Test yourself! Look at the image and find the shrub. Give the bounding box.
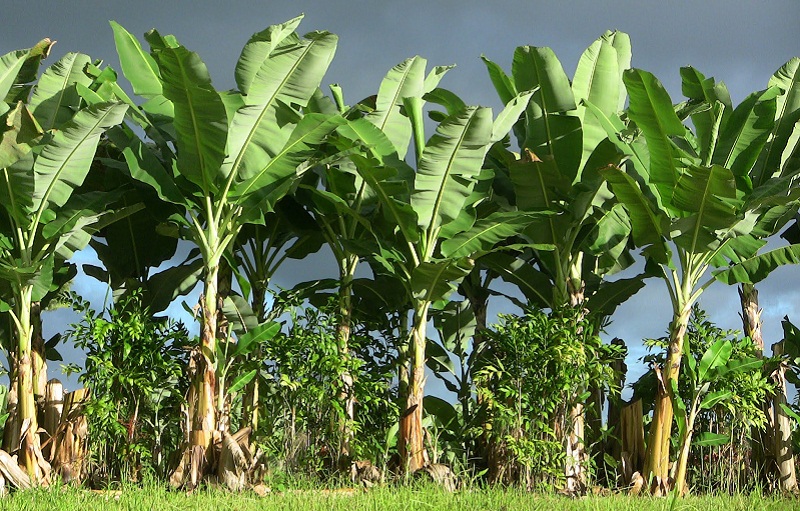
[64,291,189,483]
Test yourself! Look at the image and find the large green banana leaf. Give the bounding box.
[715,244,800,285]
[512,46,582,183]
[152,45,227,194]
[410,259,473,303]
[754,58,800,184]
[225,21,338,181]
[0,49,33,111]
[480,251,553,309]
[29,52,94,131]
[680,66,732,163]
[234,113,346,214]
[712,86,778,183]
[110,20,163,99]
[482,32,640,312]
[623,68,691,208]
[440,211,545,259]
[584,275,646,317]
[600,166,666,248]
[32,102,128,214]
[412,106,493,232]
[366,56,427,159]
[573,31,629,169]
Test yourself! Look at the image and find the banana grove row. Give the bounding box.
[0,14,798,496]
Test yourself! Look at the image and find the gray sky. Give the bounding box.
[5,1,800,391]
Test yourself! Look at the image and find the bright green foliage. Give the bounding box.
[0,46,129,313]
[258,300,398,472]
[103,17,343,267]
[339,56,533,307]
[95,18,345,459]
[595,66,800,287]
[477,306,624,487]
[592,64,800,344]
[595,65,800,488]
[335,58,532,468]
[711,58,800,287]
[635,306,771,492]
[65,292,189,482]
[0,16,795,498]
[0,40,133,478]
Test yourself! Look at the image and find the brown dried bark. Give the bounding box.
[619,399,645,484]
[49,388,90,484]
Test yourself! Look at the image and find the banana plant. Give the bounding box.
[340,61,533,470]
[686,59,800,346]
[481,31,642,317]
[227,198,323,432]
[0,42,130,480]
[590,66,800,493]
[99,16,343,486]
[288,58,456,453]
[686,59,800,489]
[711,58,800,352]
[217,296,280,433]
[480,31,642,492]
[425,299,480,463]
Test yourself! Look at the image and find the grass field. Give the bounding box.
[2,485,797,511]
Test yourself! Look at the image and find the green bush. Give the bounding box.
[257,299,398,476]
[477,306,622,488]
[65,291,189,483]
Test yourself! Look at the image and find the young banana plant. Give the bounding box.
[480,31,642,492]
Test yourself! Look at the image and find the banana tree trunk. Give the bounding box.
[673,407,697,496]
[468,292,487,465]
[31,302,47,405]
[242,379,259,432]
[565,276,587,494]
[738,283,773,483]
[771,340,797,492]
[461,273,493,474]
[189,264,219,480]
[565,401,586,492]
[644,304,692,493]
[15,285,44,481]
[337,260,357,457]
[243,277,267,435]
[398,312,410,407]
[739,284,764,352]
[607,338,627,470]
[215,262,232,435]
[399,300,430,473]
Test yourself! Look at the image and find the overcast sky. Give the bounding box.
[4,1,800,391]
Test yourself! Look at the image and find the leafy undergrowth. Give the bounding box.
[2,484,797,511]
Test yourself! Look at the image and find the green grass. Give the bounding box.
[2,485,797,511]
